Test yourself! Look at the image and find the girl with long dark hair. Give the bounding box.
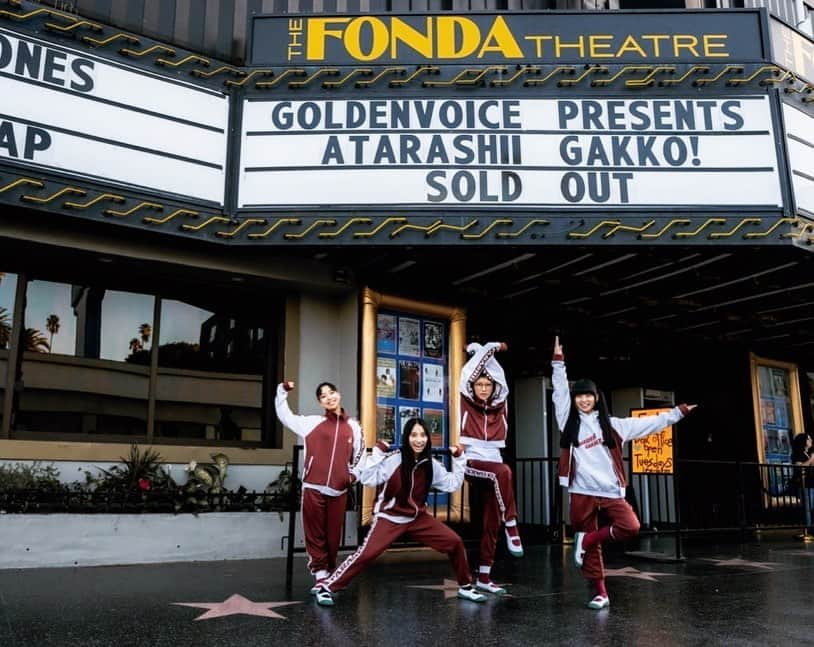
[315,417,486,606]
[552,336,697,610]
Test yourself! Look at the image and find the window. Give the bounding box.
[15,281,153,438]
[0,271,18,430]
[154,298,268,443]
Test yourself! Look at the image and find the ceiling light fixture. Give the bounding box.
[694,281,814,312]
[572,253,637,277]
[600,254,731,297]
[672,262,798,299]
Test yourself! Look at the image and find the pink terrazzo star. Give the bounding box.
[173,594,301,620]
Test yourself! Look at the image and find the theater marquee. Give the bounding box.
[238,96,783,210]
[0,26,229,206]
[249,11,767,66]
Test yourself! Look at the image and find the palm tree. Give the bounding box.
[0,307,10,349]
[45,314,60,353]
[138,323,152,348]
[24,328,50,353]
[128,337,142,354]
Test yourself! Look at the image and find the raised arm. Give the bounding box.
[612,404,697,443]
[359,442,398,487]
[551,336,571,432]
[274,382,322,438]
[430,446,466,493]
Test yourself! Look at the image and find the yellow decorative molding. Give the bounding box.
[224,69,274,87]
[390,66,440,86]
[120,44,176,58]
[728,65,786,85]
[492,65,541,87]
[639,219,693,238]
[179,215,232,231]
[21,186,85,204]
[215,217,268,238]
[81,32,139,47]
[0,177,43,193]
[707,217,762,238]
[568,219,622,238]
[672,217,728,237]
[103,201,163,218]
[626,66,676,88]
[659,65,710,85]
[156,54,210,68]
[589,65,674,87]
[425,218,479,235]
[191,65,247,79]
[289,68,341,88]
[318,217,374,238]
[247,217,301,239]
[255,69,306,88]
[603,219,656,238]
[355,67,407,87]
[64,193,125,209]
[785,221,814,239]
[143,208,199,225]
[283,218,337,239]
[323,68,373,88]
[524,66,577,86]
[423,66,508,87]
[558,65,609,86]
[390,219,443,238]
[0,3,75,22]
[353,217,409,238]
[461,218,515,239]
[495,219,550,238]
[693,64,744,86]
[44,18,101,33]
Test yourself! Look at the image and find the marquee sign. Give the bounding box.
[237,96,783,210]
[249,11,767,66]
[0,26,229,206]
[783,102,814,217]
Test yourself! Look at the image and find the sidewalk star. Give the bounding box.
[604,566,677,582]
[173,594,301,620]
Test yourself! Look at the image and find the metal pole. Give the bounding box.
[673,440,682,560]
[285,444,301,594]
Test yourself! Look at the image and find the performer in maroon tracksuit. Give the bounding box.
[315,417,486,606]
[459,342,523,596]
[275,381,365,593]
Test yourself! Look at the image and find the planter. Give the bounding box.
[0,511,357,569]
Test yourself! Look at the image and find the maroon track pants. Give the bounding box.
[302,488,348,575]
[465,460,518,566]
[569,493,641,580]
[324,513,473,592]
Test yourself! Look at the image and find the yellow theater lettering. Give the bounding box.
[616,35,647,57]
[344,17,390,61]
[524,32,730,60]
[436,17,481,59]
[305,17,352,61]
[390,17,433,59]
[475,16,522,58]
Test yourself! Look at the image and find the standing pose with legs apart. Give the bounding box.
[551,336,697,609]
[459,342,522,596]
[275,381,365,595]
[316,418,486,606]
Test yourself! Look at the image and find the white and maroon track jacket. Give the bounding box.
[459,342,509,462]
[275,383,365,497]
[551,355,689,498]
[362,442,465,524]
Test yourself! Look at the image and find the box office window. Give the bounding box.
[15,280,152,438]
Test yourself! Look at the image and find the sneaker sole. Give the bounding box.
[457,593,487,603]
[316,598,334,607]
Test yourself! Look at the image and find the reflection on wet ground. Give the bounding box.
[0,535,811,646]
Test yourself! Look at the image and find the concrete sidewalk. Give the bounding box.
[0,534,810,646]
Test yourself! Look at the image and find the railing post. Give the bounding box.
[285,444,301,594]
[735,459,746,543]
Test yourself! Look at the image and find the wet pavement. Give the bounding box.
[0,534,811,646]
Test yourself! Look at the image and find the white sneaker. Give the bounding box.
[505,529,524,558]
[456,585,487,603]
[587,594,609,610]
[310,579,327,595]
[315,587,334,606]
[574,531,586,568]
[476,580,507,595]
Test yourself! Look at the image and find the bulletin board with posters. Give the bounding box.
[630,408,674,475]
[750,354,804,498]
[375,310,448,450]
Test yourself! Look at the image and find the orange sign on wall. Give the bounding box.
[631,408,674,475]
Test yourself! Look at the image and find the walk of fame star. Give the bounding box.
[604,566,677,582]
[406,578,461,599]
[173,594,301,620]
[701,557,778,570]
